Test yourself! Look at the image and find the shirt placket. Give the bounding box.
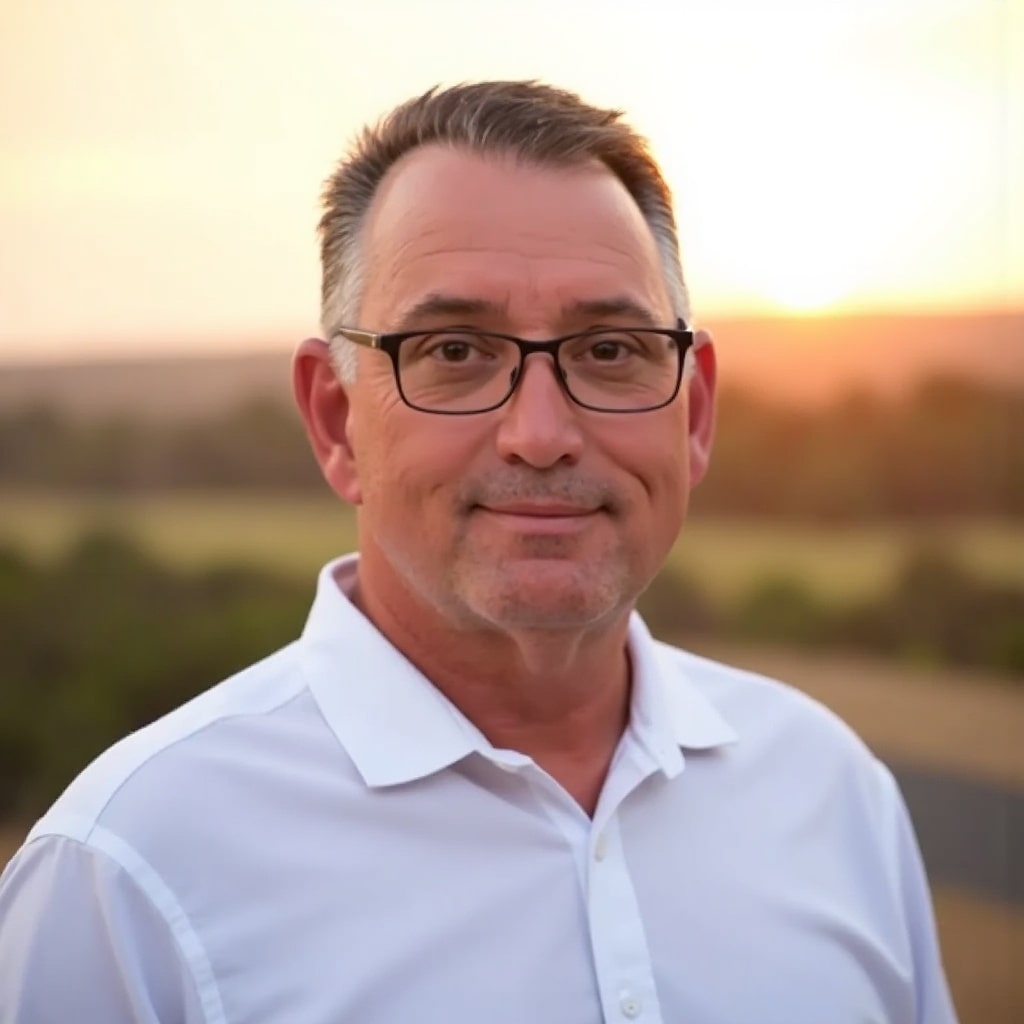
[585,739,667,1024]
[504,730,673,1024]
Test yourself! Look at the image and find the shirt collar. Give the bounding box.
[300,555,737,788]
[300,555,494,788]
[625,614,739,778]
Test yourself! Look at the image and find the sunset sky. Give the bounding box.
[1,0,1021,361]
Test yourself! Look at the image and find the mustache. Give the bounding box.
[458,472,623,512]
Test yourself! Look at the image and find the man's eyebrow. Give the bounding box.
[565,297,661,327]
[392,294,507,331]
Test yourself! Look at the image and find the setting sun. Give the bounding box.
[649,0,1019,319]
[762,270,855,316]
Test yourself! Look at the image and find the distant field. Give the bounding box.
[0,491,359,581]
[2,490,1021,606]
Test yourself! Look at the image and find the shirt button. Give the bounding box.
[619,992,642,1018]
[594,834,608,861]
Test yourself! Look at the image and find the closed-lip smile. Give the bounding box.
[480,502,598,517]
[475,503,603,534]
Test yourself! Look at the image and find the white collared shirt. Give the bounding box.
[0,555,957,1023]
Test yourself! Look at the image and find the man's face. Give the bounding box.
[322,146,713,634]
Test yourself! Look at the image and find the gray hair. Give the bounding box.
[319,81,691,382]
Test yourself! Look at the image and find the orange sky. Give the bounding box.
[1,0,1021,361]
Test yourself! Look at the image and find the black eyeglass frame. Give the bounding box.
[330,319,695,415]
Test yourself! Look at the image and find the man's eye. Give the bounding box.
[436,341,473,362]
[418,334,499,363]
[589,340,631,361]
[576,333,643,362]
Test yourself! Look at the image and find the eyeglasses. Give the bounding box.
[330,322,694,415]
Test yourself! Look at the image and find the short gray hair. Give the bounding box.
[319,81,691,381]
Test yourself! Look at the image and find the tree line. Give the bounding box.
[1,376,1020,519]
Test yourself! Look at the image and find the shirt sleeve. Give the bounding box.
[0,834,208,1024]
[882,766,960,1024]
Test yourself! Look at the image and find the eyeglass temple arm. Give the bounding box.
[332,328,380,349]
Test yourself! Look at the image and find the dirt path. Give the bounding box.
[934,886,1023,1023]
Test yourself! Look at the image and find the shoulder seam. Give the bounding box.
[90,683,310,840]
[37,653,309,843]
[22,830,227,1024]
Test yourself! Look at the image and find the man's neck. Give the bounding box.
[349,569,633,816]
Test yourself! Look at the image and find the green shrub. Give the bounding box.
[730,576,834,647]
[841,548,1024,674]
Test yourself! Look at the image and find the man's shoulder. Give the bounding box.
[654,640,880,769]
[28,640,312,850]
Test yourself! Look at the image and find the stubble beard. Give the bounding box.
[442,523,642,633]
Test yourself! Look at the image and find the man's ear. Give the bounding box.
[292,337,363,505]
[686,329,717,487]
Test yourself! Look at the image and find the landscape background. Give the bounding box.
[2,310,1021,1020]
[2,0,1022,1019]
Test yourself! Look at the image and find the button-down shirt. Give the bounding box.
[0,555,957,1023]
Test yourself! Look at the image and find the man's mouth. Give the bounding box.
[480,502,599,517]
[474,502,604,535]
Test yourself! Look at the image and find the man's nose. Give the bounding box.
[494,354,584,468]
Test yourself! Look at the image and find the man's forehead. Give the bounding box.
[363,144,651,248]
[356,144,670,326]
[389,293,662,332]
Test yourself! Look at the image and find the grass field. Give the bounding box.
[2,490,1021,607]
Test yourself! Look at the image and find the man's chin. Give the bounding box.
[462,563,627,632]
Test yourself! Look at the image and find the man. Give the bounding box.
[0,81,956,1022]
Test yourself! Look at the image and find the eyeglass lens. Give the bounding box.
[395,330,682,412]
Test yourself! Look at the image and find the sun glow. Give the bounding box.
[651,0,1018,318]
[0,0,1019,358]
[761,269,854,316]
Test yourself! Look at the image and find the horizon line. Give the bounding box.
[2,306,1022,370]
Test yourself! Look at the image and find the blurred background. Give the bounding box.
[1,0,1021,1018]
